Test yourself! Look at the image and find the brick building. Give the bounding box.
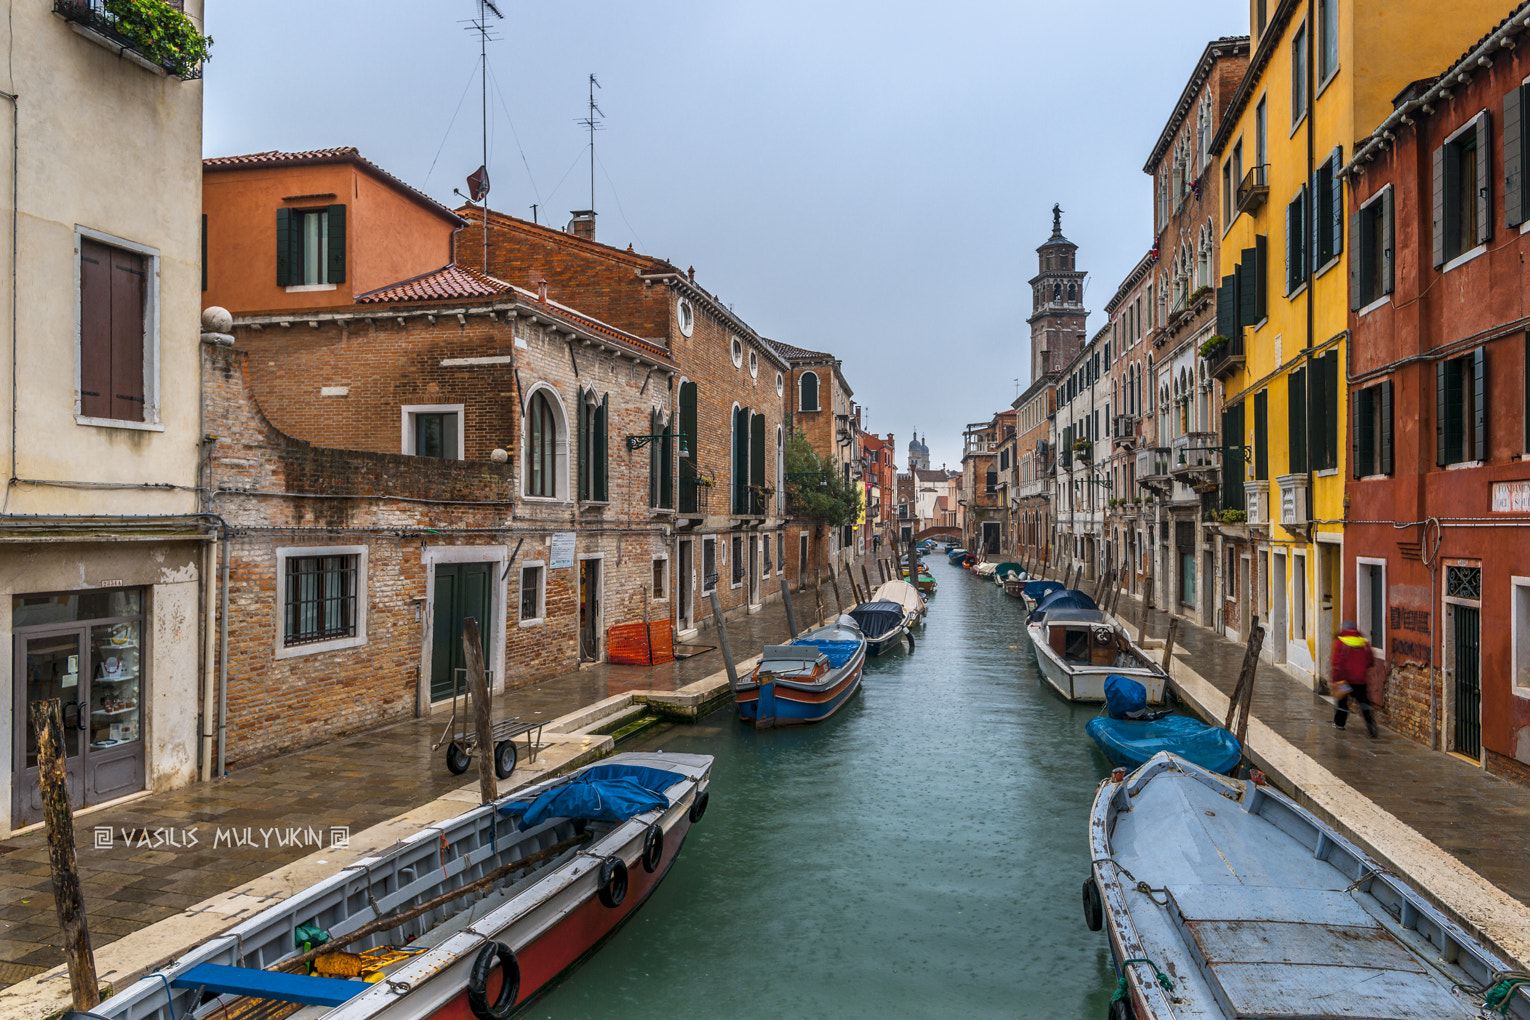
[1102,252,1158,601]
[961,412,1012,556]
[1013,377,1055,562]
[1344,4,1530,780]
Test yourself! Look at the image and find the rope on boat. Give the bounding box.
[1114,957,1175,1004]
[1483,977,1530,1014]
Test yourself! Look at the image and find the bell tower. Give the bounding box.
[1027,205,1088,383]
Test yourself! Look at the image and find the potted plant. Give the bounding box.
[1219,509,1248,524]
[1199,334,1229,360]
[696,476,715,488]
[1190,284,1213,305]
[97,0,213,78]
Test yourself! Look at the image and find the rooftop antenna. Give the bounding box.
[462,0,502,272]
[577,73,603,221]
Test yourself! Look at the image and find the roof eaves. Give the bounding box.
[1143,37,1250,173]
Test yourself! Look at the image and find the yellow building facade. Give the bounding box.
[1211,0,1505,685]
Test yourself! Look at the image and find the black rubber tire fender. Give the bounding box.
[466,940,520,1020]
[445,742,471,776]
[1083,877,1104,932]
[1108,995,1133,1020]
[641,822,664,873]
[493,740,517,780]
[597,856,629,908]
[689,788,709,824]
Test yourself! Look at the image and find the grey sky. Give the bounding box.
[204,1,1243,470]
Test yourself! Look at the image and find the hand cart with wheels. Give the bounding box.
[431,668,544,780]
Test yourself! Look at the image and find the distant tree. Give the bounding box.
[784,430,862,529]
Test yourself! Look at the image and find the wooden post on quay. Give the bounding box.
[1138,580,1154,645]
[780,576,799,639]
[848,568,864,607]
[708,590,740,692]
[461,618,498,805]
[1224,618,1266,747]
[862,562,875,601]
[1160,616,1180,675]
[31,699,99,1011]
[828,570,842,617]
[813,573,825,625]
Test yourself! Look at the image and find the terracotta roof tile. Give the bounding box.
[203,147,466,226]
[357,264,510,303]
[765,338,834,362]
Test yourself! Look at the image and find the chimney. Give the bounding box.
[566,210,595,241]
[537,279,548,302]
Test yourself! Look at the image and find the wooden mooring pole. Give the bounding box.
[462,618,498,805]
[31,699,99,1011]
[1225,617,1266,747]
[1160,616,1180,675]
[780,576,799,639]
[708,590,740,692]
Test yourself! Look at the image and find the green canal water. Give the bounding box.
[535,559,1118,1019]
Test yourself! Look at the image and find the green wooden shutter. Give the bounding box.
[1443,358,1465,464]
[275,208,293,286]
[750,412,766,514]
[1285,199,1297,294]
[1436,361,1449,466]
[1238,249,1256,328]
[648,409,659,507]
[1379,380,1393,475]
[1330,147,1344,259]
[679,381,697,514]
[327,204,347,284]
[1432,145,1447,267]
[1382,188,1395,295]
[577,387,589,501]
[1221,403,1245,510]
[660,423,674,510]
[201,213,207,292]
[1349,208,1364,310]
[1288,367,1308,474]
[594,393,609,502]
[1475,113,1493,246]
[1324,353,1339,470]
[1254,390,1268,480]
[1253,233,1267,320]
[1472,347,1487,462]
[1506,85,1525,227]
[1216,276,1235,339]
[1352,385,1373,478]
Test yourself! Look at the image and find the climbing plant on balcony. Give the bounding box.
[103,0,212,78]
[784,430,862,529]
[1199,334,1229,360]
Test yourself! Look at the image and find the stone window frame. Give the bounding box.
[1512,575,1530,698]
[518,560,546,627]
[677,296,695,337]
[650,554,669,602]
[521,382,571,502]
[400,404,465,460]
[1356,557,1388,656]
[74,225,163,432]
[273,545,368,660]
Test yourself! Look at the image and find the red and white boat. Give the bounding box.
[88,752,712,1020]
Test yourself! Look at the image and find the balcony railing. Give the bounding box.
[1136,447,1171,482]
[54,0,206,80]
[1235,164,1269,215]
[1171,432,1220,476]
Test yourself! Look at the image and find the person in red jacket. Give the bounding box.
[1331,621,1378,737]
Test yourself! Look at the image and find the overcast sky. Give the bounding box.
[204,1,1245,470]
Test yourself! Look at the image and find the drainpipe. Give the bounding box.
[216,526,230,778]
[1302,8,1318,676]
[1,89,15,508]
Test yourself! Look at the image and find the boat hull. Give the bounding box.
[863,623,908,656]
[734,655,865,725]
[1028,621,1166,703]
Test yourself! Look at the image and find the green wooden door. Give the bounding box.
[430,562,493,702]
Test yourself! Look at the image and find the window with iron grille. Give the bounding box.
[732,536,744,586]
[284,554,358,646]
[1447,565,1481,601]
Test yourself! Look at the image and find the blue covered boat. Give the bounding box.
[1020,577,1065,609]
[1087,753,1530,1020]
[735,618,867,729]
[847,599,912,656]
[1086,715,1242,774]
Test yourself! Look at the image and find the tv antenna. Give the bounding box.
[577,73,603,220]
[461,0,502,270]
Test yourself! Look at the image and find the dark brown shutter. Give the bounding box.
[1472,347,1487,462]
[1289,367,1308,473]
[275,208,293,286]
[79,240,111,419]
[109,247,146,422]
[1475,112,1493,246]
[1349,208,1364,310]
[1432,145,1446,268]
[1506,85,1525,227]
[1436,360,1448,466]
[327,204,347,284]
[1382,188,1395,295]
[1379,379,1393,475]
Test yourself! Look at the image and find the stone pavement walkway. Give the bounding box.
[0,577,848,986]
[1125,595,1530,911]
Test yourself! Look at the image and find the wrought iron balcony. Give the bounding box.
[1235,164,1269,215]
[54,0,206,80]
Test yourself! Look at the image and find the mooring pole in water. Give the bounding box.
[708,590,740,693]
[1160,616,1180,675]
[862,562,874,602]
[1224,617,1265,747]
[780,576,799,640]
[1138,580,1154,645]
[32,698,99,1012]
[462,617,498,805]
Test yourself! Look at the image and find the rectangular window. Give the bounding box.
[1285,188,1308,293]
[1317,0,1338,84]
[1514,576,1530,695]
[702,537,718,594]
[1352,381,1393,477]
[1288,366,1308,474]
[1313,148,1343,268]
[651,558,667,600]
[1353,188,1394,308]
[1293,553,1307,640]
[1222,157,1234,228]
[1506,84,1530,229]
[762,534,772,577]
[1255,96,1267,169]
[1358,560,1387,655]
[800,532,810,576]
[730,537,743,585]
[402,405,463,460]
[1436,348,1487,466]
[78,236,151,424]
[275,205,346,287]
[1435,114,1492,266]
[276,546,367,657]
[1253,389,1269,480]
[519,564,545,622]
[1312,351,1339,471]
[1291,22,1308,125]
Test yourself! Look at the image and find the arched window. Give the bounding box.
[732,405,750,515]
[1067,282,1077,302]
[776,426,785,507]
[1053,282,1062,301]
[800,371,820,412]
[525,387,566,498]
[576,388,609,502]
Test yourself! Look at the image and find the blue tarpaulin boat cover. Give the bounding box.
[792,639,860,668]
[499,763,681,827]
[1023,579,1065,600]
[1085,715,1242,774]
[1104,675,1148,719]
[1029,588,1098,624]
[848,601,905,639]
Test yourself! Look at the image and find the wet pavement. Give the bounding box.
[1128,595,1530,911]
[0,576,857,985]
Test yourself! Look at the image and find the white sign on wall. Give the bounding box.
[1491,479,1530,513]
[549,532,576,569]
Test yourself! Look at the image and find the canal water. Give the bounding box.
[535,559,1118,1019]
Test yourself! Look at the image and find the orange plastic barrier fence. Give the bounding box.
[606,620,674,665]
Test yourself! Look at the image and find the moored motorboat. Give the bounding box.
[1086,714,1241,774]
[1028,591,1165,703]
[1020,578,1065,609]
[1086,752,1530,1020]
[991,561,1024,588]
[847,599,914,655]
[972,560,997,578]
[735,617,868,728]
[872,578,927,622]
[91,752,713,1020]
